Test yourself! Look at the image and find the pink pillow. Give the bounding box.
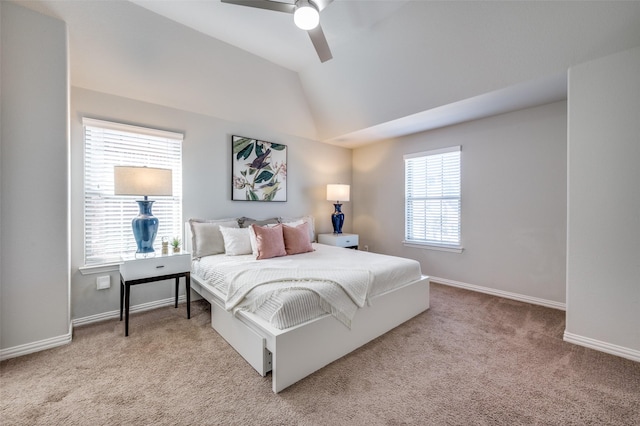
[252,224,287,260]
[283,222,313,255]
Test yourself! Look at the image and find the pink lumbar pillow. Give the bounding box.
[283,222,313,255]
[252,223,287,260]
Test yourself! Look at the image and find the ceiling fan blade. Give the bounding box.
[221,0,295,14]
[307,24,333,63]
[312,0,333,12]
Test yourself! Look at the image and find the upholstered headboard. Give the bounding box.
[184,222,193,254]
[184,215,316,258]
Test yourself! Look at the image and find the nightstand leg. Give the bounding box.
[120,275,124,321]
[186,273,191,319]
[174,277,179,308]
[125,283,131,337]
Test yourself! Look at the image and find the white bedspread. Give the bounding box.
[192,244,422,329]
[223,267,371,327]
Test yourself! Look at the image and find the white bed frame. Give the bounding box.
[185,224,430,393]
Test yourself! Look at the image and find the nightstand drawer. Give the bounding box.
[318,233,359,248]
[120,253,191,281]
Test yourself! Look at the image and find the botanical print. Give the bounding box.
[232,136,287,201]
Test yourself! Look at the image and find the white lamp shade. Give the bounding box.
[294,0,319,30]
[326,184,350,202]
[114,166,173,197]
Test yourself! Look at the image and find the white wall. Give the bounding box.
[352,101,567,306]
[70,87,351,321]
[1,2,70,352]
[565,47,640,359]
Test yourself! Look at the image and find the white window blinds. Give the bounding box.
[83,118,183,265]
[404,146,461,248]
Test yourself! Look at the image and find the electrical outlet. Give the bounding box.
[96,275,110,290]
[363,245,369,252]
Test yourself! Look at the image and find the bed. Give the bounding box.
[185,220,430,393]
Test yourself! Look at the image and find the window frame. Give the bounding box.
[403,145,463,253]
[81,118,184,267]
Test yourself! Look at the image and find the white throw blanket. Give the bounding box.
[219,267,372,328]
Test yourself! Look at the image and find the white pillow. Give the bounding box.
[280,215,315,243]
[189,219,239,258]
[280,219,304,228]
[219,226,252,256]
[248,225,259,256]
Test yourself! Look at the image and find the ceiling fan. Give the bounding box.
[221,0,334,63]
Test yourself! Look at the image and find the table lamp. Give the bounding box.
[326,184,350,234]
[114,166,173,256]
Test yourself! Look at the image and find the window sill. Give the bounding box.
[79,262,122,276]
[403,241,464,253]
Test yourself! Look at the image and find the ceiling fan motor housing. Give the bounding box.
[294,0,320,30]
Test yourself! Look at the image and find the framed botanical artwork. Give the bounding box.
[231,135,287,201]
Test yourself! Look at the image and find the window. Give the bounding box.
[404,146,461,252]
[83,118,183,266]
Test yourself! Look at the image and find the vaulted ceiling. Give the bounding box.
[19,1,640,147]
[131,0,410,73]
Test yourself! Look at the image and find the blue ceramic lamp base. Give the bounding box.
[331,203,344,234]
[132,199,159,256]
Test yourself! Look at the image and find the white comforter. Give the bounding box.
[192,244,422,329]
[224,267,371,327]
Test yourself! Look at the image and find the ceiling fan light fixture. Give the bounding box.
[294,0,320,30]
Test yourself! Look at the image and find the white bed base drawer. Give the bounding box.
[210,297,272,376]
[191,276,272,376]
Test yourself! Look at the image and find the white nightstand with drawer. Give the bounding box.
[119,252,191,336]
[317,233,359,249]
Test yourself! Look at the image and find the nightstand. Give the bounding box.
[119,252,191,336]
[317,233,359,249]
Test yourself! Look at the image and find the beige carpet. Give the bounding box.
[1,283,639,425]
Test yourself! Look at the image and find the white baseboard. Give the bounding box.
[72,295,187,327]
[431,276,566,311]
[0,296,189,361]
[0,323,73,361]
[432,277,639,362]
[563,331,640,362]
